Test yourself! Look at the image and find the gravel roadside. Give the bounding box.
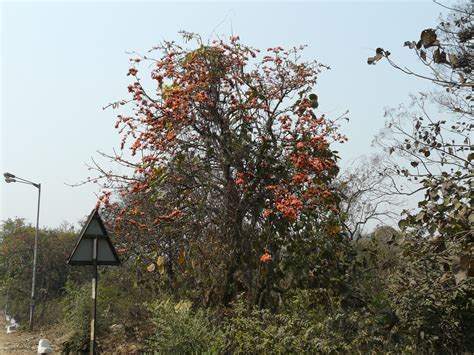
[0,316,58,354]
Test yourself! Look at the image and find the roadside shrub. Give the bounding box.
[36,297,63,327]
[224,296,313,353]
[96,267,153,345]
[224,291,401,353]
[145,298,223,353]
[61,281,90,351]
[61,266,154,352]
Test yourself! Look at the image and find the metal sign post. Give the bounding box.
[67,209,120,355]
[90,234,98,354]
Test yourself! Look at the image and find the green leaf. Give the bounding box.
[415,211,425,222]
[367,48,385,65]
[433,48,448,64]
[420,49,427,61]
[420,28,437,48]
[157,255,166,274]
[448,53,459,68]
[309,94,319,108]
[452,251,472,284]
[174,300,192,313]
[398,219,408,230]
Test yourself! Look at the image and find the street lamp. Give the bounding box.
[3,172,41,331]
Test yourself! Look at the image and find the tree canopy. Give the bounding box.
[93,33,347,306]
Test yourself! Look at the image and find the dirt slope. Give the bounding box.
[0,316,61,354]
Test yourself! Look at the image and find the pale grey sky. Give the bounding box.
[1,1,446,228]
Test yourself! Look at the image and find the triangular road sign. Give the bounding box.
[67,208,120,265]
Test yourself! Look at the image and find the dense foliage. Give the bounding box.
[95,32,346,309]
[0,219,80,326]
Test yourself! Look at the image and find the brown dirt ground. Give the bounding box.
[0,314,145,354]
[0,316,65,354]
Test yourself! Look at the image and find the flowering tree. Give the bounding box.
[97,33,346,305]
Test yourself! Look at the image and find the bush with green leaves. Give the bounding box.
[223,232,474,354]
[0,218,78,325]
[61,281,91,350]
[383,235,474,353]
[351,231,474,353]
[224,292,371,352]
[61,265,154,351]
[146,298,224,353]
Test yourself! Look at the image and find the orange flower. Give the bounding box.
[322,190,331,198]
[158,208,182,221]
[292,173,306,184]
[128,68,138,76]
[166,132,177,141]
[260,251,272,263]
[328,204,338,213]
[236,171,255,185]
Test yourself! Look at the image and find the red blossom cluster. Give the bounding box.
[274,190,304,222]
[98,35,344,227]
[234,171,256,188]
[260,249,273,263]
[155,209,182,223]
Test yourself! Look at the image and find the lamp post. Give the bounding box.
[3,172,41,331]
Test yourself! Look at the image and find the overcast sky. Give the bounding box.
[1,1,447,228]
